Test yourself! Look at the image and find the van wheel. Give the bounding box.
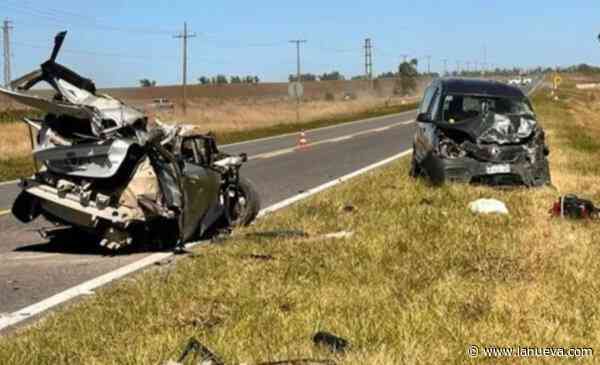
[409,150,422,178]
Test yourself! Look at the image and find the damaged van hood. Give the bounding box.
[435,112,537,145]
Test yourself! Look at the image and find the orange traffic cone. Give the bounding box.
[297,130,308,150]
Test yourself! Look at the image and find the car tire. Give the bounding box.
[409,150,421,178]
[229,176,261,227]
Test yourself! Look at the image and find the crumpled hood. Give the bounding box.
[436,113,537,145]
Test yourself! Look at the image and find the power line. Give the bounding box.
[0,2,175,35]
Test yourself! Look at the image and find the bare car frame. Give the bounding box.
[4,31,260,250]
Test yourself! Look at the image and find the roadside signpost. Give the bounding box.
[288,81,304,99]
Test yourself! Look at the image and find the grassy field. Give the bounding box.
[0,96,416,182]
[2,80,600,364]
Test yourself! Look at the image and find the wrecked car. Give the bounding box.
[410,78,550,186]
[3,31,260,250]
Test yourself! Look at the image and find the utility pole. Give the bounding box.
[173,22,196,114]
[3,19,12,87]
[456,60,461,75]
[442,58,448,76]
[425,55,431,75]
[289,39,306,123]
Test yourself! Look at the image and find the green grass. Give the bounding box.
[3,87,600,364]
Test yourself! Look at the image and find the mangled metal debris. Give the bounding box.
[5,31,260,251]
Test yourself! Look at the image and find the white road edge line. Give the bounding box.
[0,179,18,187]
[0,148,413,332]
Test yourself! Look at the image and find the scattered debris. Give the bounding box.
[241,254,275,261]
[250,230,353,242]
[469,199,509,215]
[165,338,336,365]
[312,331,349,353]
[550,195,599,219]
[419,198,434,206]
[342,203,356,213]
[244,230,309,240]
[319,231,354,240]
[166,338,225,365]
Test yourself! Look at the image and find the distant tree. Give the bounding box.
[396,58,418,95]
[289,73,317,82]
[244,75,259,84]
[139,79,156,87]
[215,74,228,84]
[198,76,210,85]
[230,76,242,84]
[351,75,366,80]
[319,71,345,81]
[254,76,260,83]
[376,72,396,79]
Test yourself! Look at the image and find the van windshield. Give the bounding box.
[441,94,534,124]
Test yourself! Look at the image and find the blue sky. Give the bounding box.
[4,0,600,87]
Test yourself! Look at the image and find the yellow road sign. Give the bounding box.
[553,75,562,89]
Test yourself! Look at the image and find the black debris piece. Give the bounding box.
[312,331,349,353]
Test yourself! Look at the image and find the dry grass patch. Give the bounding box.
[160,96,415,134]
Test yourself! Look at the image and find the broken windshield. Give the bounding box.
[441,94,534,124]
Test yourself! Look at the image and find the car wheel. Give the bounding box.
[228,176,261,227]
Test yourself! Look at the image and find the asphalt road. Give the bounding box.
[0,109,417,316]
[0,77,542,324]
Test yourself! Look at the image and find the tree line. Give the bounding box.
[197,75,260,85]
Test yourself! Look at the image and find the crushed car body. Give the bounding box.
[410,78,551,186]
[3,31,260,250]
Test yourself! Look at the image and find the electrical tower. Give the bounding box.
[364,38,373,81]
[173,22,196,114]
[3,19,12,87]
